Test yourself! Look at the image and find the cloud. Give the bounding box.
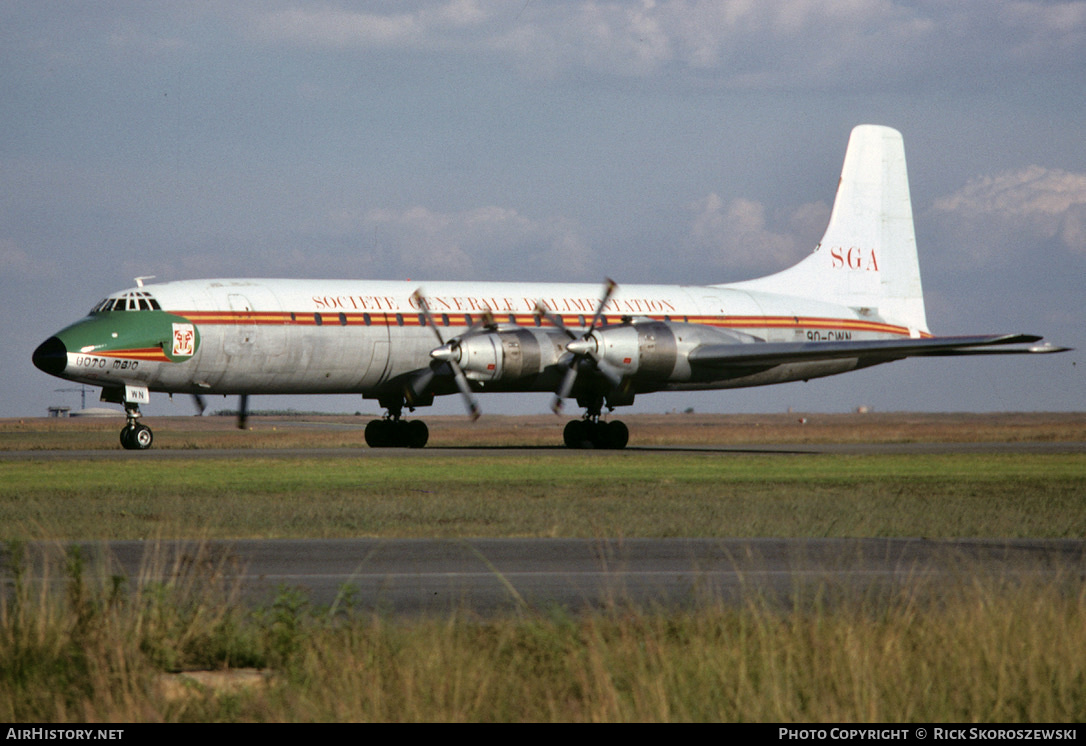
[250,1,490,49]
[0,239,60,282]
[241,1,1086,88]
[929,166,1086,263]
[686,193,829,277]
[327,204,591,282]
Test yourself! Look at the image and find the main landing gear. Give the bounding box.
[561,395,629,449]
[364,400,429,448]
[563,417,629,449]
[120,403,153,450]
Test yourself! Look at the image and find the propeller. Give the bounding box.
[411,289,482,421]
[191,394,206,416]
[535,278,623,414]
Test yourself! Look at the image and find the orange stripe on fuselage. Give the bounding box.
[173,311,930,338]
[94,348,172,362]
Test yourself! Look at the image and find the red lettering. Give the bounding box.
[829,246,879,271]
[847,247,862,269]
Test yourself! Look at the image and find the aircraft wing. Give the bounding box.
[687,334,1070,369]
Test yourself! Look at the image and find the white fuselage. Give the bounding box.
[66,277,911,400]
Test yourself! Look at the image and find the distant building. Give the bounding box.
[70,408,125,418]
[47,406,71,417]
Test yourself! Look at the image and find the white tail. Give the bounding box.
[729,125,930,334]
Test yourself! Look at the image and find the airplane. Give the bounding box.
[32,125,1069,450]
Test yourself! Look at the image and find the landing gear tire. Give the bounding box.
[120,423,153,450]
[365,419,429,448]
[405,420,429,449]
[563,419,628,450]
[563,419,589,448]
[602,420,629,450]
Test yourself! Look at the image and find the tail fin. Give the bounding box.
[728,125,929,335]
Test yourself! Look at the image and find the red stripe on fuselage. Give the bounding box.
[173,310,929,338]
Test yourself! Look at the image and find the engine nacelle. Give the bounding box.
[444,327,558,383]
[441,319,762,388]
[583,318,763,384]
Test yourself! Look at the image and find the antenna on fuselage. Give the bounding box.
[134,276,156,288]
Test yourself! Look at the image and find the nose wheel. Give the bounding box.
[120,403,153,450]
[120,423,154,450]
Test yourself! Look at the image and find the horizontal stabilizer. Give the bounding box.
[688,335,1070,369]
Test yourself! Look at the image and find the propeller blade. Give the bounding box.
[585,277,617,333]
[412,288,447,346]
[551,363,579,414]
[534,300,577,340]
[590,356,624,387]
[237,394,249,430]
[477,307,496,330]
[404,365,437,405]
[414,288,481,420]
[543,278,620,414]
[449,360,481,421]
[191,394,206,416]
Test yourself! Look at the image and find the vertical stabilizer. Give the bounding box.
[728,125,929,334]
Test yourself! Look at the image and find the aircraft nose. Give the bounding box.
[32,336,68,377]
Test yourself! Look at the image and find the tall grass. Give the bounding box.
[3,540,1083,722]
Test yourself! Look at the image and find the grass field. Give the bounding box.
[2,413,1084,722]
[1,451,1083,540]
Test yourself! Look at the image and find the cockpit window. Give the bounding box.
[90,291,162,314]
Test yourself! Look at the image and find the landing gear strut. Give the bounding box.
[119,403,153,450]
[364,399,429,448]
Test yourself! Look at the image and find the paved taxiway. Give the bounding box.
[11,537,1084,616]
[6,441,1082,614]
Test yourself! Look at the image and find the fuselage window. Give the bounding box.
[507,314,516,325]
[290,312,296,322]
[148,298,161,310]
[363,313,372,326]
[441,313,450,327]
[463,314,472,326]
[314,313,323,326]
[395,313,404,327]
[578,315,586,327]
[339,312,347,326]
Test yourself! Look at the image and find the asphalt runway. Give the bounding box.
[10,537,1085,616]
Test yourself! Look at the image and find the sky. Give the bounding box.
[3,1,1084,420]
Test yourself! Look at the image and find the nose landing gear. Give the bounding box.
[120,403,153,450]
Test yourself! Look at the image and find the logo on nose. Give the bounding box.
[172,324,195,357]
